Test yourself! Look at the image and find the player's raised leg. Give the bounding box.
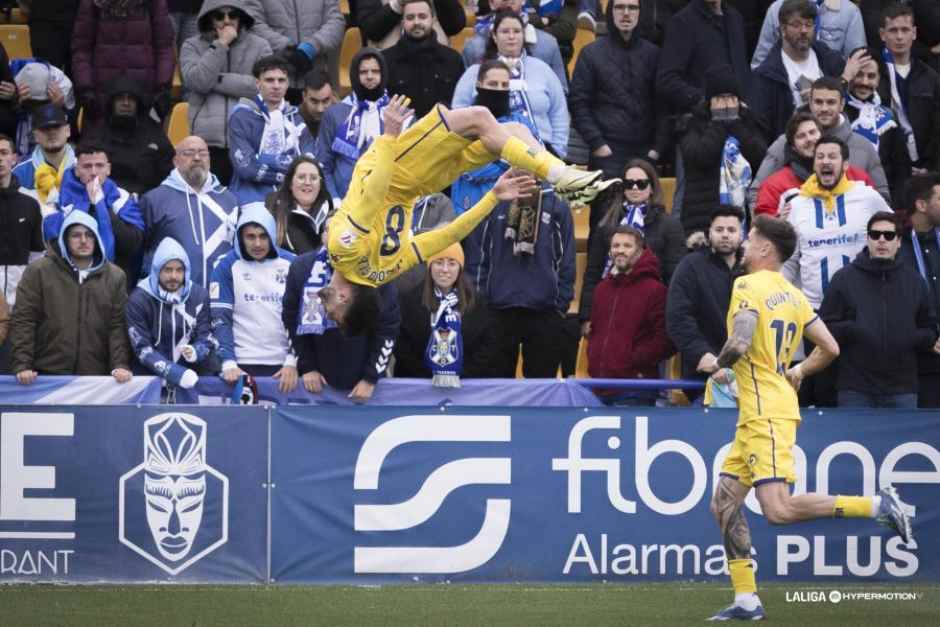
[438,105,618,203]
[707,476,766,621]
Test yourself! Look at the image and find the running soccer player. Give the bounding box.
[699,215,914,622]
[319,95,617,335]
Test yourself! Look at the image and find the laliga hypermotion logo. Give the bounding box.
[118,413,229,575]
[353,415,511,574]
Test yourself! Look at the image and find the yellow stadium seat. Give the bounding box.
[575,337,589,378]
[572,203,589,252]
[464,9,476,29]
[171,63,182,100]
[340,0,350,15]
[167,102,190,146]
[569,251,587,315]
[567,27,595,77]
[660,176,677,214]
[339,27,362,96]
[0,24,31,59]
[450,27,474,54]
[76,107,83,132]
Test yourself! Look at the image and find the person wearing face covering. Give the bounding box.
[84,75,175,195]
[315,48,391,200]
[383,0,466,118]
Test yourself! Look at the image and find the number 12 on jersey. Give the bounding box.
[770,318,798,375]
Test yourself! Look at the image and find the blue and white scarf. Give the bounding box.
[846,91,897,150]
[332,92,391,161]
[424,288,463,388]
[255,95,302,163]
[601,203,648,278]
[719,136,752,208]
[882,46,920,162]
[499,55,536,126]
[297,246,338,336]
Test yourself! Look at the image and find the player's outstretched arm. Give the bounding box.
[785,318,840,391]
[413,170,538,260]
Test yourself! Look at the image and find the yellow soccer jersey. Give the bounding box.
[727,270,817,424]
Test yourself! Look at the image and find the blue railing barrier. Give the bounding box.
[0,375,706,406]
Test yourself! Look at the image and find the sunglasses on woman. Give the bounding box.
[624,178,650,190]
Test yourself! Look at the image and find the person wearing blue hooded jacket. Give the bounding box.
[42,142,146,287]
[139,135,239,290]
[227,55,315,205]
[126,237,214,391]
[210,203,299,392]
[10,210,132,384]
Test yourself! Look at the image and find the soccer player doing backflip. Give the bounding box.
[699,215,914,621]
[319,95,616,334]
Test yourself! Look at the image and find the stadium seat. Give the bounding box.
[76,107,83,132]
[339,27,362,96]
[171,63,182,100]
[666,354,690,406]
[575,337,589,378]
[569,251,587,315]
[572,204,589,253]
[464,8,476,28]
[660,176,676,214]
[0,24,31,59]
[567,27,595,77]
[340,0,350,15]
[167,102,190,146]
[450,27,474,54]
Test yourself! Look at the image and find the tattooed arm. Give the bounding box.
[698,309,759,380]
[714,475,752,560]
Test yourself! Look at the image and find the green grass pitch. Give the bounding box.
[1,583,937,626]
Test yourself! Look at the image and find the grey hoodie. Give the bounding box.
[180,0,274,148]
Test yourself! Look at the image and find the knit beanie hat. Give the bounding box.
[704,64,740,100]
[427,242,465,269]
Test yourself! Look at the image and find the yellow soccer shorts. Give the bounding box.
[720,417,799,488]
[384,106,496,204]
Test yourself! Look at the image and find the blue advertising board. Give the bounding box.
[0,406,268,582]
[270,407,940,584]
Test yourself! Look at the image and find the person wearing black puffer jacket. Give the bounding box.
[820,211,939,409]
[677,64,767,240]
[569,0,667,182]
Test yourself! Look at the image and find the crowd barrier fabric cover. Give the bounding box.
[271,407,940,584]
[0,405,268,583]
[2,404,938,584]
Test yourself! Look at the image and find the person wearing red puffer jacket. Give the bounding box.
[587,224,673,405]
[71,0,176,124]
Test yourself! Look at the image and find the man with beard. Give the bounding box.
[298,68,337,145]
[784,136,890,406]
[586,225,673,405]
[750,76,891,202]
[317,48,392,199]
[753,112,876,217]
[843,54,911,200]
[570,0,667,181]
[139,136,239,290]
[84,76,175,195]
[384,0,465,119]
[12,105,75,209]
[752,0,866,68]
[666,204,744,403]
[698,214,910,622]
[751,0,860,139]
[358,0,467,50]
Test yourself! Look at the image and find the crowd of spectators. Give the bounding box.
[2,0,940,410]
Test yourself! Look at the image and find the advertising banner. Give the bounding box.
[270,407,940,584]
[0,406,268,583]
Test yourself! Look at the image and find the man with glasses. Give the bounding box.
[751,0,863,139]
[784,135,891,406]
[819,211,938,408]
[752,0,866,69]
[570,0,666,182]
[139,135,239,289]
